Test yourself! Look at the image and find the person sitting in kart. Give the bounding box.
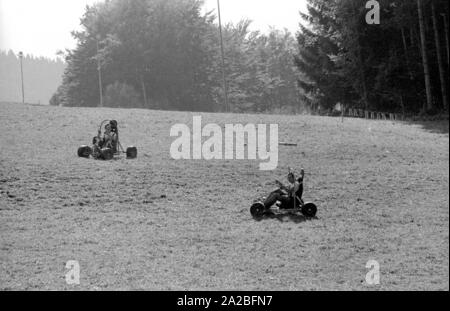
[91,136,103,159]
[102,123,118,151]
[263,169,304,211]
[90,123,118,159]
[94,123,118,151]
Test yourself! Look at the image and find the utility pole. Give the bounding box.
[96,37,104,108]
[217,0,229,113]
[18,51,25,104]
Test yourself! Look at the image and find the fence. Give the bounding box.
[345,108,405,121]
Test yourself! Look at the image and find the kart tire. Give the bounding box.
[101,148,114,161]
[301,202,317,218]
[78,145,92,158]
[126,146,138,159]
[250,202,265,218]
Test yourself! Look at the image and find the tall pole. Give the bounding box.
[217,0,229,113]
[18,52,25,104]
[96,39,104,108]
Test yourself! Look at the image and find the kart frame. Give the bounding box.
[97,119,126,155]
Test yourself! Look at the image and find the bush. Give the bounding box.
[49,92,60,106]
[104,82,141,108]
[49,85,66,106]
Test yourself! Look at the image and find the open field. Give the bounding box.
[0,102,448,290]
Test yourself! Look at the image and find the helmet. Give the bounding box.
[109,120,118,133]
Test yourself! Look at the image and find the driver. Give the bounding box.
[91,123,117,159]
[102,124,116,149]
[263,169,304,210]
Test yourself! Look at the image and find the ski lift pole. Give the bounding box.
[18,52,25,104]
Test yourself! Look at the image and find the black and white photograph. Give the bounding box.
[0,0,448,294]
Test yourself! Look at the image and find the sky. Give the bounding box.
[0,0,308,59]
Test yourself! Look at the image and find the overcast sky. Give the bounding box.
[0,0,308,59]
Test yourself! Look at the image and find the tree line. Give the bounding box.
[51,0,301,113]
[0,50,65,105]
[52,0,449,115]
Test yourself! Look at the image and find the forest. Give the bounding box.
[296,0,449,115]
[51,0,449,115]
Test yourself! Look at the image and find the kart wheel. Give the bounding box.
[101,148,114,160]
[78,145,92,158]
[126,146,137,159]
[301,203,317,218]
[250,202,265,218]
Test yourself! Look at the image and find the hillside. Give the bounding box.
[0,103,448,290]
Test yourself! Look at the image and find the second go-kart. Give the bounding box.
[250,174,318,219]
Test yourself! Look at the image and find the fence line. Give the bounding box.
[346,108,404,121]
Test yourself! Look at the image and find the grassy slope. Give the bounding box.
[0,102,448,290]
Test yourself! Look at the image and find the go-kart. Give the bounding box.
[77,120,137,160]
[250,177,317,219]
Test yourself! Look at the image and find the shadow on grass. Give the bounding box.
[406,120,449,134]
[253,212,318,224]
